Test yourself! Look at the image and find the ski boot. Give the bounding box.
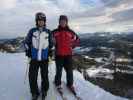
[42,92,47,100]
[31,94,39,100]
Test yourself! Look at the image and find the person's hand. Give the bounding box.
[48,49,53,58]
[25,49,31,58]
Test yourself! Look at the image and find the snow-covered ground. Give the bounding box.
[73,47,92,54]
[86,67,114,79]
[0,53,129,100]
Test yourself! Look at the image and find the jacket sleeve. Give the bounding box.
[71,31,80,48]
[52,30,57,47]
[48,30,54,57]
[24,29,33,57]
[48,30,54,50]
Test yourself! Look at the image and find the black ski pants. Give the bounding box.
[29,60,49,96]
[54,55,73,87]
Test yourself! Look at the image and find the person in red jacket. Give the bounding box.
[53,15,80,90]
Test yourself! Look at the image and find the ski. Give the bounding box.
[56,87,67,100]
[66,85,82,100]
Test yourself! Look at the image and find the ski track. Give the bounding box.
[0,53,128,100]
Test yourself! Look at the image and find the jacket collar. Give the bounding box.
[58,25,70,31]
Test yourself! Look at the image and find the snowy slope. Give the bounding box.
[0,53,128,100]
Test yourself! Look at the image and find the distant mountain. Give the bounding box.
[0,32,133,53]
[79,32,133,47]
[0,37,25,53]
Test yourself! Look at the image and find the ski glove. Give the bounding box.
[48,49,53,58]
[25,49,31,58]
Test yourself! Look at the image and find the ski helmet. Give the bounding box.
[35,12,46,22]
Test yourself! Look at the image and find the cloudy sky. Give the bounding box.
[0,0,133,38]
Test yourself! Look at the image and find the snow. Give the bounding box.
[0,53,128,100]
[86,67,114,79]
[74,47,92,53]
[95,58,104,63]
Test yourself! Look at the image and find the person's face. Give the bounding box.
[37,20,45,27]
[59,20,67,28]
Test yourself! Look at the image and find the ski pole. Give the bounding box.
[24,58,31,84]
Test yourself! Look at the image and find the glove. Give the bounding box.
[48,49,53,58]
[25,49,31,58]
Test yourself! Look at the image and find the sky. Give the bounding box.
[0,0,133,38]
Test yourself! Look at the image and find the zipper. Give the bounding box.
[38,31,41,61]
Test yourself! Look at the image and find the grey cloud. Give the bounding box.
[70,7,105,19]
[101,0,126,7]
[110,8,133,23]
[0,0,133,38]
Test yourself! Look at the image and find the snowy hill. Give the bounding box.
[0,53,128,100]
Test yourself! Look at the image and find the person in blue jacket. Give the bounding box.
[24,12,53,100]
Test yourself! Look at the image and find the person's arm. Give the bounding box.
[48,30,54,58]
[24,29,33,58]
[49,30,54,50]
[52,29,57,47]
[71,31,80,48]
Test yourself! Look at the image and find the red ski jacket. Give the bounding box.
[53,26,80,56]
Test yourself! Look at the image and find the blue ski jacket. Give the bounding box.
[24,27,53,61]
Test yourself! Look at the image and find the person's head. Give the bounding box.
[59,15,68,28]
[35,12,46,27]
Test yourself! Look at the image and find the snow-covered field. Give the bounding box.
[86,67,114,79]
[0,53,129,100]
